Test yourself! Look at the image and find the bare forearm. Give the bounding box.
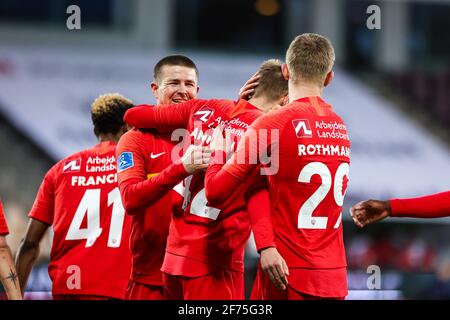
[0,245,22,300]
[15,239,40,295]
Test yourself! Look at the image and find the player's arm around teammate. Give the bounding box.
[117,141,211,216]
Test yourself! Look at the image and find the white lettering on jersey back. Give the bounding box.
[315,120,349,141]
[71,174,117,187]
[191,128,212,144]
[298,144,350,158]
[86,156,117,173]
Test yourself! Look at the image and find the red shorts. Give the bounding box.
[250,268,345,300]
[125,279,165,300]
[52,294,115,300]
[163,268,244,300]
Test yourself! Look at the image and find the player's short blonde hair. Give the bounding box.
[91,93,134,136]
[253,59,288,103]
[286,33,335,86]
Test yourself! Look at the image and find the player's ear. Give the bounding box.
[281,63,290,81]
[324,71,334,87]
[150,81,159,99]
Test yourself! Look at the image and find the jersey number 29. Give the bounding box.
[298,162,349,230]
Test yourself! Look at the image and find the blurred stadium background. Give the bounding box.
[0,0,449,300]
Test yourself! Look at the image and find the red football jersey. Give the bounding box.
[205,97,350,297]
[116,129,188,286]
[391,191,450,218]
[0,199,9,236]
[29,141,131,299]
[125,99,264,274]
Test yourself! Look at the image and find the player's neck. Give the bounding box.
[248,96,276,113]
[98,133,120,144]
[288,81,323,103]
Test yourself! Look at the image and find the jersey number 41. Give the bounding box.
[65,188,126,248]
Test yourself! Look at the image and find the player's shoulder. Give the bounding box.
[209,98,235,107]
[118,128,152,146]
[116,128,167,157]
[193,98,234,112]
[329,109,346,124]
[50,146,93,178]
[251,107,290,129]
[286,100,317,113]
[189,99,234,123]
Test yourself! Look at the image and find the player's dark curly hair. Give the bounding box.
[91,93,134,137]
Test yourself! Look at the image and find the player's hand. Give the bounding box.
[260,247,289,290]
[238,72,260,101]
[350,200,392,228]
[181,145,212,174]
[210,125,233,155]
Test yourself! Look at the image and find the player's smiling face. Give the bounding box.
[152,65,199,105]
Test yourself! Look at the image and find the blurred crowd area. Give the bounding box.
[386,71,450,129]
[345,223,450,299]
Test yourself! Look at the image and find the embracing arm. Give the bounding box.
[204,150,246,206]
[119,162,190,215]
[118,135,211,215]
[124,100,206,130]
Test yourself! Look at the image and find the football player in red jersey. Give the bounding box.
[0,199,22,300]
[123,59,288,300]
[205,33,350,300]
[350,190,450,228]
[15,93,134,300]
[117,55,213,300]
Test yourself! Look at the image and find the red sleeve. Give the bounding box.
[119,164,189,215]
[117,132,190,215]
[0,199,9,236]
[124,100,207,131]
[29,166,57,225]
[205,114,277,206]
[204,150,243,206]
[246,189,276,252]
[390,190,450,218]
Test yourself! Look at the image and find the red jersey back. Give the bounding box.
[29,141,131,299]
[0,199,9,235]
[116,129,175,286]
[224,97,351,269]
